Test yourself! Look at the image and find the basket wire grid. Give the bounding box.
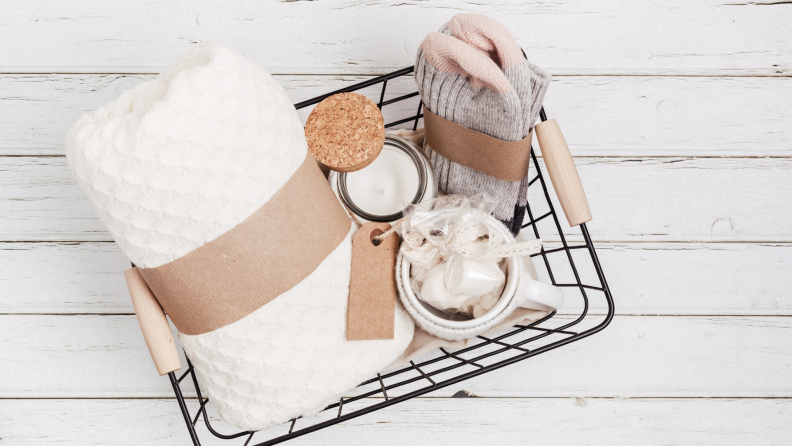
[163,66,615,446]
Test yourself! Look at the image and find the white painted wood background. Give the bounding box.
[1,1,790,444]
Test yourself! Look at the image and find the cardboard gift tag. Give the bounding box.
[347,222,399,341]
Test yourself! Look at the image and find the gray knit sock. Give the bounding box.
[502,61,550,234]
[417,14,550,234]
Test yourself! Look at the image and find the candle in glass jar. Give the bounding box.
[345,146,420,217]
[330,135,436,223]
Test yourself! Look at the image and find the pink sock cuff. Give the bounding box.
[446,14,525,68]
[419,32,512,94]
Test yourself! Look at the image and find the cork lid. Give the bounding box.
[304,92,386,172]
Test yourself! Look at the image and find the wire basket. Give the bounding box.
[164,66,615,446]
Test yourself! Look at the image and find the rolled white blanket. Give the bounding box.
[65,42,414,431]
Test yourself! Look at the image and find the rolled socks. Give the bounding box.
[415,14,551,234]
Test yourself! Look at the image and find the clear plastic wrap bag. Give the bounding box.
[400,193,542,318]
[446,256,504,296]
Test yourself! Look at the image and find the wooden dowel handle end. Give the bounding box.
[535,119,592,227]
[125,267,181,376]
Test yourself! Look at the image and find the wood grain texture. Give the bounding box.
[2,315,789,398]
[0,0,790,75]
[3,156,790,242]
[3,242,791,316]
[2,74,791,156]
[527,157,792,243]
[2,398,791,446]
[1,0,789,441]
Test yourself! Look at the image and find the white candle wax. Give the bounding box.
[345,146,420,217]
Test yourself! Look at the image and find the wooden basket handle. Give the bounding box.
[534,119,592,227]
[125,267,181,376]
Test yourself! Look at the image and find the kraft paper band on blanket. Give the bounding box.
[139,154,350,336]
[423,106,533,183]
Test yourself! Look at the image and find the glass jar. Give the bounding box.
[329,135,437,223]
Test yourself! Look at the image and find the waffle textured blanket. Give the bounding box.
[65,42,414,431]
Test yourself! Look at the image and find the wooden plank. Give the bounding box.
[526,157,792,243]
[1,315,789,398]
[2,74,791,156]
[0,1,789,76]
[2,398,791,446]
[0,242,133,314]
[2,156,791,243]
[0,157,109,241]
[3,241,790,316]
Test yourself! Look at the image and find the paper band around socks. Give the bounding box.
[423,106,532,183]
[139,155,351,336]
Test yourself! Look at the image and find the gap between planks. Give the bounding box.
[1,240,790,243]
[2,239,789,244]
[2,314,790,317]
[1,67,790,77]
[6,153,792,159]
[3,396,792,400]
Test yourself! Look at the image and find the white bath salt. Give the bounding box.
[471,292,502,319]
[419,263,473,313]
[401,193,544,319]
[415,258,506,317]
[445,257,504,297]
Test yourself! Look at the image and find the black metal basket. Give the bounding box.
[165,66,615,446]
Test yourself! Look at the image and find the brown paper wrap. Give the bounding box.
[423,106,532,182]
[347,222,399,341]
[139,154,351,336]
